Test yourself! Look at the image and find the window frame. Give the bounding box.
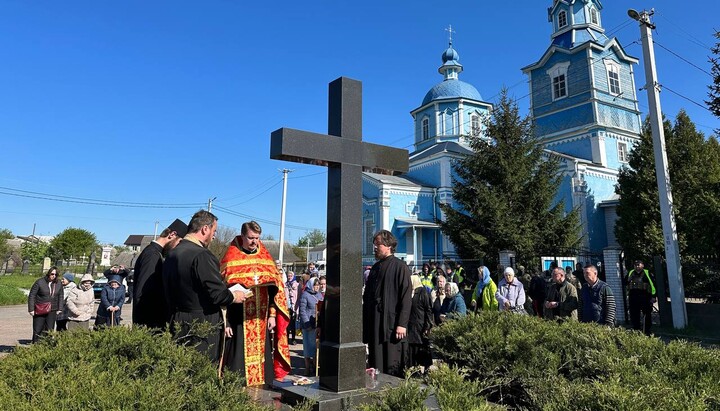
[558,10,568,28]
[547,62,571,101]
[421,117,429,140]
[604,60,622,96]
[617,141,629,163]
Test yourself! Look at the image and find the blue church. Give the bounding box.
[362,0,642,269]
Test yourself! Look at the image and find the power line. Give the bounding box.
[660,84,713,113]
[213,205,321,232]
[0,187,204,209]
[653,40,712,77]
[655,12,713,51]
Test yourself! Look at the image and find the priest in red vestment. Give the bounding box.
[220,221,291,386]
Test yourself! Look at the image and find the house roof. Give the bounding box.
[124,235,150,246]
[309,243,326,252]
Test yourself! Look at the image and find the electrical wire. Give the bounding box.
[660,84,714,113]
[0,187,204,209]
[653,41,713,77]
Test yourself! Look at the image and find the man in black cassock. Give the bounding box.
[132,218,187,330]
[162,210,245,361]
[362,229,412,377]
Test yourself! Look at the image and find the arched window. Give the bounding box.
[547,62,570,101]
[421,117,429,140]
[470,114,480,136]
[558,10,568,28]
[604,60,622,96]
[590,9,598,25]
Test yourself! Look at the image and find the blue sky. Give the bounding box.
[1,0,718,246]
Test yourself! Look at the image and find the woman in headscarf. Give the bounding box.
[407,275,433,371]
[65,274,96,330]
[470,266,499,312]
[496,267,527,314]
[439,282,466,322]
[285,271,299,345]
[298,277,321,376]
[28,266,64,342]
[56,272,77,331]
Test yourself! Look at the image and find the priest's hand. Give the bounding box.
[267,316,276,331]
[395,326,406,340]
[232,290,247,303]
[224,326,233,338]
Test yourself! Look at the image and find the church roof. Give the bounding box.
[409,141,472,163]
[421,80,483,106]
[363,172,423,188]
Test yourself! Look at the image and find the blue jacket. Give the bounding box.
[579,279,616,326]
[98,284,125,317]
[441,293,467,319]
[298,289,321,330]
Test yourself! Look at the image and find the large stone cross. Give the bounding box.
[271,77,408,393]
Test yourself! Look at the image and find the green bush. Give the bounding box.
[0,284,27,305]
[0,326,271,411]
[430,312,720,410]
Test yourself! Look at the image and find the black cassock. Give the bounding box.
[362,254,412,377]
[163,239,234,361]
[132,241,169,329]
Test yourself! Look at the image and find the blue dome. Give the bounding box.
[442,46,460,63]
[422,80,483,106]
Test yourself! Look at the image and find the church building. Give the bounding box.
[362,0,642,270]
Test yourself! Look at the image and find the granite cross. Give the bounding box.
[271,77,409,393]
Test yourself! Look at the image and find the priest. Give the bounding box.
[133,218,187,330]
[362,229,412,377]
[220,221,291,386]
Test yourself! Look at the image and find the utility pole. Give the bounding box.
[628,8,687,328]
[208,196,217,213]
[153,221,159,240]
[278,169,293,264]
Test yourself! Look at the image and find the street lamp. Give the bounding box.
[628,8,687,328]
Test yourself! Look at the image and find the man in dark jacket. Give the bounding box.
[132,218,187,330]
[362,230,412,377]
[626,260,656,335]
[162,210,246,361]
[578,264,616,326]
[544,267,578,321]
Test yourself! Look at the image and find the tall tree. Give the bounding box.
[707,30,720,129]
[0,228,14,260]
[21,240,50,264]
[439,90,580,266]
[615,110,720,261]
[297,229,325,247]
[49,228,98,260]
[208,225,239,260]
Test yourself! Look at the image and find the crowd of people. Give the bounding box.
[26,215,656,387]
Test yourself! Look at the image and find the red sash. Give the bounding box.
[220,239,291,386]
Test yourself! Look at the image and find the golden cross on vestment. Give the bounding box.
[253,274,260,285]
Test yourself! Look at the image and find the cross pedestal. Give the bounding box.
[270,77,408,401]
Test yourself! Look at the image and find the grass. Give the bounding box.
[0,274,43,306]
[0,284,27,305]
[0,273,43,289]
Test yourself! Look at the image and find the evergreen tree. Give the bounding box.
[439,90,580,265]
[615,110,720,261]
[707,30,720,128]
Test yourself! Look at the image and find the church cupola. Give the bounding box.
[548,0,607,49]
[439,43,463,81]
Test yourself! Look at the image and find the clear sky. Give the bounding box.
[1,0,718,246]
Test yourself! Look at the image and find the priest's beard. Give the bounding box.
[162,242,173,257]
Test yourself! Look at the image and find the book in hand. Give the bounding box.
[229,283,253,298]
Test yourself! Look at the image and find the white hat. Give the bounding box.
[504,267,515,276]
